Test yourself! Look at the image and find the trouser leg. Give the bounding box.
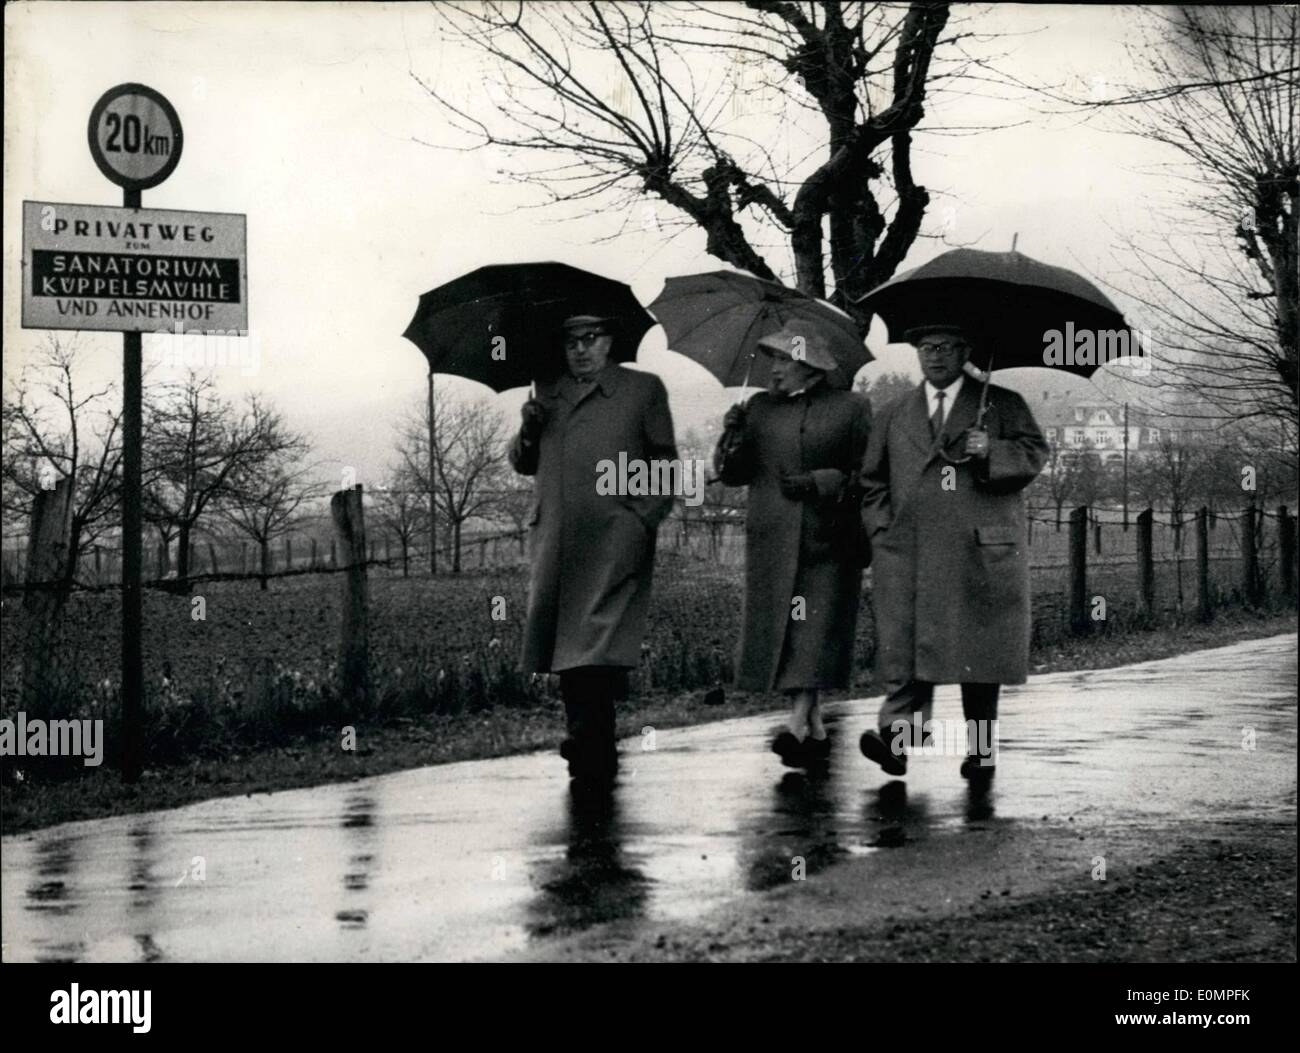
[559,669,593,742]
[559,666,623,775]
[592,668,625,768]
[960,683,1000,764]
[877,680,935,755]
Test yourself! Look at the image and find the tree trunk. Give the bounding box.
[177,522,192,584]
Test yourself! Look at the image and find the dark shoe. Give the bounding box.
[566,741,617,782]
[804,735,831,768]
[960,755,995,780]
[860,728,907,776]
[771,731,807,768]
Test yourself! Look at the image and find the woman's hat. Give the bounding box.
[756,319,839,372]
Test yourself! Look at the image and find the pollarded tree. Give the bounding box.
[1079,6,1298,436]
[424,1,1013,327]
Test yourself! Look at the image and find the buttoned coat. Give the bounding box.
[859,380,1048,688]
[509,364,678,673]
[715,383,872,692]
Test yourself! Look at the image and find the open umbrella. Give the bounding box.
[401,262,657,392]
[648,270,872,392]
[855,248,1133,376]
[856,247,1137,430]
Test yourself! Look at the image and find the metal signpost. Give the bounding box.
[20,83,247,782]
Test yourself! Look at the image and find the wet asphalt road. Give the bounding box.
[2,634,1294,962]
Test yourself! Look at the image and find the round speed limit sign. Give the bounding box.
[88,83,183,191]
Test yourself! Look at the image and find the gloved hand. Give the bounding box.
[722,402,748,432]
[520,398,547,441]
[779,472,817,501]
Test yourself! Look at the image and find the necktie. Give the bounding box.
[930,389,946,439]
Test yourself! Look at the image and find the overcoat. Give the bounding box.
[509,364,678,673]
[859,379,1048,688]
[715,383,872,692]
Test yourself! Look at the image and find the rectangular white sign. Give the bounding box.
[21,200,248,334]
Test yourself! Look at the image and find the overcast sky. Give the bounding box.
[4,2,1175,486]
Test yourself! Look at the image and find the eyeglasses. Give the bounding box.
[564,331,609,349]
[917,341,968,356]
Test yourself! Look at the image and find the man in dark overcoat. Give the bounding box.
[858,324,1048,779]
[509,312,678,780]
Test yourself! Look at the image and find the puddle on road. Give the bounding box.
[2,635,1294,962]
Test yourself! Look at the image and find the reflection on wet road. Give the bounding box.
[2,634,1294,961]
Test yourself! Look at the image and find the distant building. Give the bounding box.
[1033,393,1184,466]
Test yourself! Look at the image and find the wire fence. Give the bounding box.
[2,500,1295,595]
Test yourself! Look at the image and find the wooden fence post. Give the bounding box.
[1093,519,1102,555]
[23,476,75,709]
[329,538,337,567]
[1196,506,1211,622]
[310,537,318,569]
[241,540,248,575]
[1242,502,1261,606]
[284,536,293,571]
[1279,506,1296,605]
[208,542,219,575]
[1070,506,1088,634]
[1136,508,1154,619]
[332,484,369,711]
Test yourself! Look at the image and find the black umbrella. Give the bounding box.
[401,262,657,392]
[856,248,1133,377]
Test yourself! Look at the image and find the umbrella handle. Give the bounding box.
[736,353,755,406]
[975,350,994,429]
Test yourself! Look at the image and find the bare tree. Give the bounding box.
[372,476,429,577]
[2,335,123,585]
[423,2,1017,327]
[1080,7,1298,436]
[1032,438,1112,530]
[856,369,916,410]
[491,477,534,558]
[219,442,321,589]
[395,390,512,573]
[1131,433,1213,553]
[143,373,305,587]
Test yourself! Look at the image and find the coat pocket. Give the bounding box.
[975,525,1018,546]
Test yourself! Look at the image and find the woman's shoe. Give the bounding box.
[804,735,831,767]
[771,730,807,768]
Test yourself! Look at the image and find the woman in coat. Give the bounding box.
[509,311,678,781]
[713,319,872,768]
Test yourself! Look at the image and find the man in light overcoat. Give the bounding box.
[858,324,1049,779]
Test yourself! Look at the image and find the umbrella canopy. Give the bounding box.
[648,270,872,391]
[401,262,657,392]
[856,248,1134,377]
